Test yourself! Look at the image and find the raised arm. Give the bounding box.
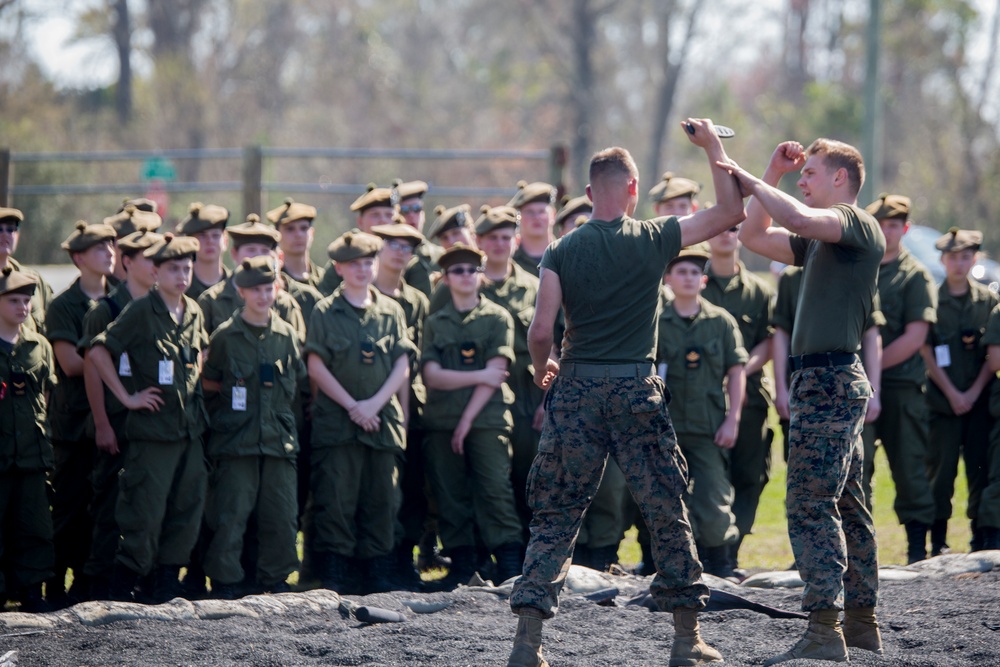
[677,119,746,247]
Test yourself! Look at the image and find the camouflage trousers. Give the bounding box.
[510,375,708,619]
[787,362,878,611]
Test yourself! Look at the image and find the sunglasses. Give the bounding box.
[728,227,739,233]
[0,224,19,234]
[385,239,415,252]
[399,203,424,214]
[446,266,483,276]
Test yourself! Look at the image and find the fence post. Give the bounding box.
[243,145,263,219]
[0,149,10,207]
[549,144,568,200]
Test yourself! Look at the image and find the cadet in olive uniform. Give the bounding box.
[649,172,701,218]
[508,181,557,277]
[553,195,592,239]
[426,204,476,253]
[371,221,433,589]
[198,215,306,340]
[316,184,396,296]
[201,257,304,598]
[45,221,117,605]
[265,198,326,291]
[422,244,524,590]
[104,203,163,287]
[306,231,413,595]
[0,207,54,334]
[703,225,774,575]
[392,179,442,298]
[979,306,1000,550]
[734,139,884,664]
[658,248,747,579]
[0,268,56,613]
[177,202,230,299]
[860,194,938,563]
[80,230,163,598]
[509,134,743,667]
[922,228,998,552]
[88,234,209,604]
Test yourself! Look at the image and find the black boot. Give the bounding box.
[702,545,739,580]
[109,562,139,602]
[44,569,69,610]
[930,519,949,557]
[366,554,397,594]
[19,583,51,613]
[416,530,451,572]
[493,542,525,584]
[904,521,928,564]
[392,543,424,592]
[426,545,477,592]
[970,519,986,552]
[639,540,656,576]
[88,576,111,602]
[572,544,593,569]
[727,542,749,581]
[151,565,181,604]
[587,544,620,573]
[210,579,241,600]
[982,526,1000,550]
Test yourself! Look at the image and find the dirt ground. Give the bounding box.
[2,563,999,667]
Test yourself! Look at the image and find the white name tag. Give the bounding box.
[118,353,132,377]
[232,386,247,411]
[935,344,951,368]
[158,359,174,385]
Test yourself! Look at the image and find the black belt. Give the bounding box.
[790,352,859,371]
[560,362,655,379]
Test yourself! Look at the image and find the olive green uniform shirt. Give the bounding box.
[656,295,747,436]
[316,260,341,297]
[197,278,306,342]
[282,261,326,293]
[876,248,937,386]
[79,285,135,429]
[0,329,57,471]
[186,265,232,300]
[421,296,516,431]
[789,204,885,355]
[512,245,546,278]
[202,312,304,459]
[93,287,209,443]
[541,215,682,364]
[704,261,773,407]
[404,243,442,298]
[305,288,414,450]
[379,280,429,410]
[7,258,53,334]
[926,279,998,414]
[46,277,107,442]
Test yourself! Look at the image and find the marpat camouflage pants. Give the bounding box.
[510,375,708,618]
[787,362,879,611]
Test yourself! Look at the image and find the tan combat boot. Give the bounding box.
[507,616,549,667]
[763,609,848,666]
[669,609,724,666]
[844,606,883,654]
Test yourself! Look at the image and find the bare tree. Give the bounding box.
[111,0,131,123]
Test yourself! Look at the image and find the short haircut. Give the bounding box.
[805,139,865,197]
[589,147,638,185]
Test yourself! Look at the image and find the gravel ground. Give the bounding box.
[3,561,1000,667]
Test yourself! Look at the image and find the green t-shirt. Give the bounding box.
[876,249,937,385]
[789,204,885,356]
[540,215,682,364]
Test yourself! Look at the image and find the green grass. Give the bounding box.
[618,410,972,573]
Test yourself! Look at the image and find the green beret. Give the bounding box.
[667,244,711,272]
[350,184,394,213]
[865,193,910,221]
[0,266,37,297]
[61,221,117,253]
[177,202,230,235]
[266,197,317,226]
[507,180,557,209]
[426,204,473,240]
[0,207,24,226]
[392,179,429,201]
[438,243,485,271]
[234,255,279,288]
[935,227,983,253]
[555,195,592,227]
[370,223,425,246]
[143,232,200,264]
[648,172,700,203]
[226,214,281,248]
[327,231,383,262]
[475,205,520,236]
[103,205,163,239]
[118,197,158,214]
[118,230,165,256]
